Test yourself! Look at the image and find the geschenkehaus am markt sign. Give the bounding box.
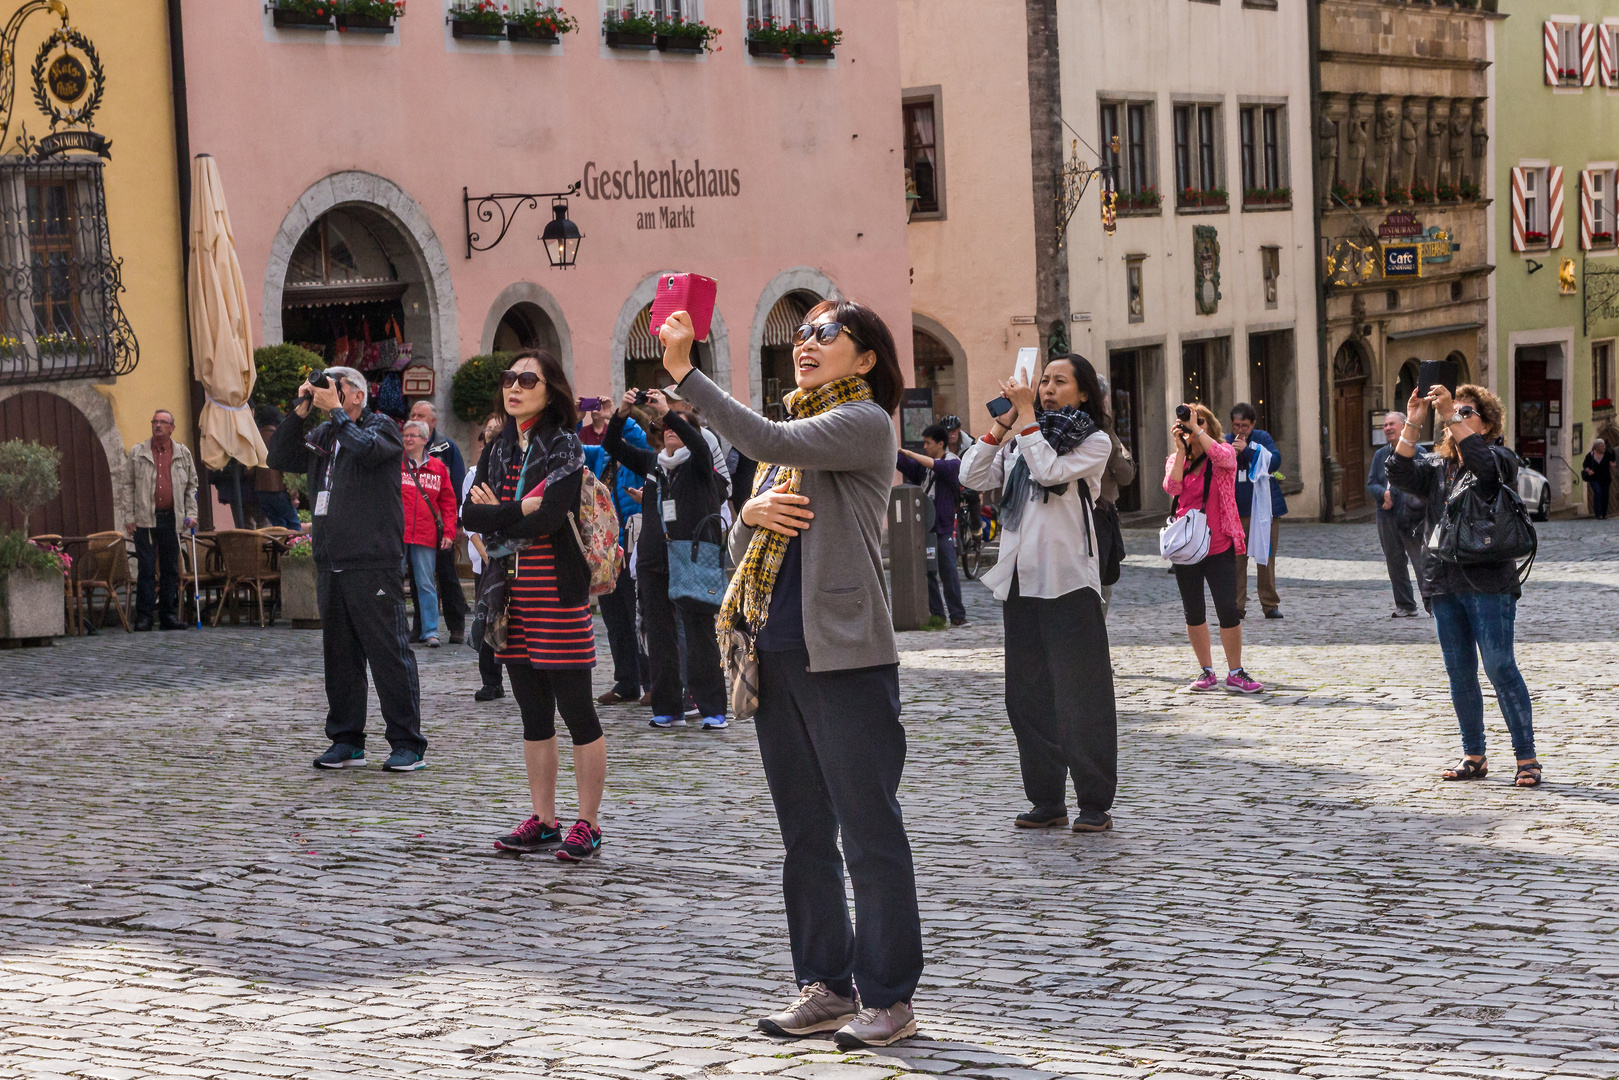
[0,0,138,385]
[582,158,742,232]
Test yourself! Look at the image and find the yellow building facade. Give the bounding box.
[0,0,188,535]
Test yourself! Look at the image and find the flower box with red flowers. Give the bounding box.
[335,0,403,32]
[449,0,506,38]
[1411,181,1435,204]
[507,6,576,42]
[655,15,720,53]
[271,1,335,29]
[1594,232,1616,246]
[603,9,657,47]
[792,22,841,59]
[747,16,794,57]
[1594,398,1615,410]
[1524,230,1549,245]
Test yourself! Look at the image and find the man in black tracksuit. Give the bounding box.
[267,366,427,772]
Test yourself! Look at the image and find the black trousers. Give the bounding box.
[755,648,923,1009]
[478,639,504,692]
[1173,547,1242,629]
[1003,580,1117,817]
[318,567,425,755]
[1377,512,1427,612]
[134,509,180,621]
[1593,481,1611,520]
[639,567,726,717]
[506,664,603,745]
[597,563,641,696]
[411,547,469,639]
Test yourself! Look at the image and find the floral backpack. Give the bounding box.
[568,468,623,596]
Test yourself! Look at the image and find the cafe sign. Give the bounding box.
[1,11,113,159]
[1382,243,1421,278]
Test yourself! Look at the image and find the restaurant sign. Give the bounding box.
[2,17,113,159]
[1377,211,1424,240]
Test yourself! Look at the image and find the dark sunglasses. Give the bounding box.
[501,370,542,390]
[793,321,855,347]
[1454,405,1479,419]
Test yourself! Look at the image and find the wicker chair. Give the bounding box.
[212,530,280,627]
[77,531,134,632]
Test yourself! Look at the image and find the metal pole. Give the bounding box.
[190,526,201,628]
[1309,0,1336,522]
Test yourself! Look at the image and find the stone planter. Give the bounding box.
[507,22,560,43]
[281,558,321,628]
[605,30,656,49]
[336,13,394,32]
[272,8,335,29]
[0,568,65,641]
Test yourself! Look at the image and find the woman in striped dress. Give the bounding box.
[463,350,606,862]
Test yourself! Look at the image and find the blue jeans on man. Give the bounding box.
[255,490,302,531]
[929,531,966,623]
[1432,592,1535,760]
[403,544,440,642]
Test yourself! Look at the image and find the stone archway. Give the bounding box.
[609,272,732,401]
[479,281,574,379]
[262,171,459,422]
[748,267,840,410]
[0,385,124,534]
[912,313,968,422]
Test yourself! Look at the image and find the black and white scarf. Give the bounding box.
[1000,407,1097,532]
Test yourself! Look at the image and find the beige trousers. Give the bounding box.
[1237,515,1281,614]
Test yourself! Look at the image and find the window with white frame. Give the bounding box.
[1239,104,1287,203]
[1523,166,1546,237]
[1099,100,1156,200]
[1173,102,1222,202]
[1560,22,1581,84]
[748,0,828,26]
[612,0,697,18]
[1594,169,1615,243]
[1594,340,1614,405]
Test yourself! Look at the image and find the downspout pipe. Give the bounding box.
[166,0,211,528]
[1309,0,1335,522]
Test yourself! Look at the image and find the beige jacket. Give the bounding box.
[128,439,200,530]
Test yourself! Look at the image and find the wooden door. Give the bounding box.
[0,391,114,536]
[1334,381,1366,511]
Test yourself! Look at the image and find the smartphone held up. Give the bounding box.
[650,273,718,342]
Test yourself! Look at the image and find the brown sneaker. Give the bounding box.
[833,1002,917,1048]
[757,982,857,1037]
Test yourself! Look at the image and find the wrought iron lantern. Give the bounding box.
[541,198,582,268]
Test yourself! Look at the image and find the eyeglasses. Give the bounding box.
[793,321,855,347]
[501,370,542,390]
[1454,405,1479,419]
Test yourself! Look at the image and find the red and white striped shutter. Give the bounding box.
[1602,26,1615,87]
[1583,24,1598,85]
[1581,170,1596,249]
[1546,21,1561,85]
[1549,166,1566,248]
[1511,167,1528,251]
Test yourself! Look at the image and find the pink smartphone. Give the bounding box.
[649,273,717,342]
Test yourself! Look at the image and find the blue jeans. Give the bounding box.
[256,490,302,530]
[1432,592,1535,760]
[403,544,440,641]
[928,533,966,622]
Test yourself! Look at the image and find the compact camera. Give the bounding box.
[634,389,650,406]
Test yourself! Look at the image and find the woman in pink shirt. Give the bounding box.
[1163,403,1262,693]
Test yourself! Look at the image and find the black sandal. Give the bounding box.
[1515,761,1543,787]
[1443,757,1488,781]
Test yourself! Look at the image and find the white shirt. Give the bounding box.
[959,426,1111,602]
[461,466,483,575]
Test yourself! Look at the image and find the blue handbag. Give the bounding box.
[667,512,726,612]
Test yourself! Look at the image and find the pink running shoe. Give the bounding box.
[1224,669,1264,694]
[1189,669,1220,692]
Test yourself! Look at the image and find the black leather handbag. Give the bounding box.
[1429,474,1536,567]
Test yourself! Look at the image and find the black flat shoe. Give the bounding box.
[1014,810,1069,829]
[474,685,504,702]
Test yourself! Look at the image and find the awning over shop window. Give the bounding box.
[282,280,407,309]
[626,305,662,361]
[763,294,815,347]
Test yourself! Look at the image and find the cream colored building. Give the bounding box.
[1060,0,1320,515]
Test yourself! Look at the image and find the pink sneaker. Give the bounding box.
[1189,669,1220,692]
[1224,669,1264,694]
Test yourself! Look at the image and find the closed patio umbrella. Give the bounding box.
[188,154,266,514]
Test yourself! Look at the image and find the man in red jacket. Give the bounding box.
[401,420,459,646]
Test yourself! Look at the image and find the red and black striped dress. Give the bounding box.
[492,441,597,671]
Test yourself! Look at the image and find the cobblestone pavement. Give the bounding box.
[3,521,1618,1080]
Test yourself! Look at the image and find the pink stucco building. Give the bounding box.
[177,2,910,437]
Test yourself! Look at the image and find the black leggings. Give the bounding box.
[1173,547,1243,629]
[506,664,603,745]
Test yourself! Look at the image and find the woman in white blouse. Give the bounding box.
[959,353,1118,833]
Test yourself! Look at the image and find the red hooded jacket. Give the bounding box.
[400,453,458,548]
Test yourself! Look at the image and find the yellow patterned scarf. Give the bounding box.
[718,376,874,644]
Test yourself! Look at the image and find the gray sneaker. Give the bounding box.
[757,982,857,1037]
[834,1002,917,1048]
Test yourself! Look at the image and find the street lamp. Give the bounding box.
[541,198,582,268]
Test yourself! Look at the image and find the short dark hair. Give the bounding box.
[508,349,579,431]
[803,298,903,414]
[1046,353,1106,426]
[921,424,947,444]
[1230,402,1258,423]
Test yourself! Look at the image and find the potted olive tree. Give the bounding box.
[0,439,65,641]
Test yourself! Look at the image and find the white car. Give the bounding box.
[1516,457,1552,521]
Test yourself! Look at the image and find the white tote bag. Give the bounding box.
[1158,460,1214,565]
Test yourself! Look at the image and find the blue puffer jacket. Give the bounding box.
[583,416,649,548]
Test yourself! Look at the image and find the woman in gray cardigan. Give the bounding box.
[658,300,923,1050]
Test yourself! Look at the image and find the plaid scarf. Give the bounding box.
[718,376,874,643]
[1000,406,1098,532]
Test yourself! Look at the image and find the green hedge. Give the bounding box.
[451,352,515,423]
[253,344,325,416]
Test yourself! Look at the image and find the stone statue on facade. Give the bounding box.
[1346,99,1369,201]
[1446,100,1470,191]
[1373,98,1398,198]
[1318,101,1339,207]
[1399,98,1421,192]
[1470,100,1488,186]
[1425,102,1447,191]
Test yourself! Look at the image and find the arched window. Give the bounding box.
[492,301,560,358]
[624,304,710,394]
[759,291,818,419]
[1395,359,1420,410]
[912,328,956,420]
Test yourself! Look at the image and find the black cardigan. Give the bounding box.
[461,421,589,606]
[1386,433,1521,597]
[601,409,723,573]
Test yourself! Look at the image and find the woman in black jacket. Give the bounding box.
[463,350,607,861]
[1387,382,1540,787]
[1581,438,1614,520]
[602,388,729,729]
